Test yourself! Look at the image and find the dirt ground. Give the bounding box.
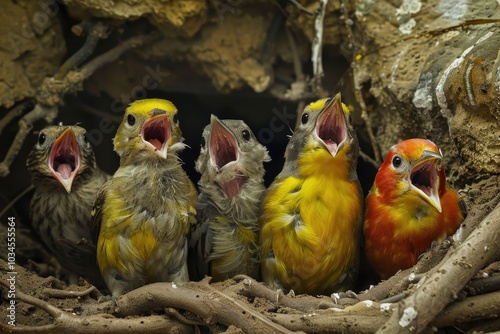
[1,0,499,333]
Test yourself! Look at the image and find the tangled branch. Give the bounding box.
[0,24,161,177]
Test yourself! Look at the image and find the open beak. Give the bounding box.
[209,115,247,198]
[141,111,171,159]
[49,128,80,193]
[410,150,442,213]
[209,115,240,170]
[315,93,348,157]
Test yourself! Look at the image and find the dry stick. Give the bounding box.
[431,290,500,328]
[233,275,339,312]
[0,32,160,178]
[285,27,308,130]
[115,282,299,334]
[0,105,57,177]
[340,0,381,164]
[267,290,500,334]
[41,285,96,299]
[0,101,31,135]
[54,21,108,80]
[0,280,191,334]
[466,273,500,295]
[311,0,328,97]
[377,202,500,333]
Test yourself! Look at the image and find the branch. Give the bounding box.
[0,31,161,177]
[54,21,108,80]
[0,279,192,334]
[340,0,381,164]
[115,281,298,334]
[266,290,500,333]
[41,286,96,299]
[233,275,340,312]
[0,101,32,135]
[311,0,328,96]
[378,202,500,333]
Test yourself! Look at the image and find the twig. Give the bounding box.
[311,0,328,97]
[54,21,108,80]
[340,0,381,164]
[0,105,57,177]
[284,27,309,129]
[359,150,379,169]
[0,279,191,334]
[265,290,500,333]
[41,286,96,299]
[233,275,340,312]
[378,202,500,333]
[0,31,161,178]
[0,185,34,218]
[431,291,500,328]
[0,101,32,135]
[466,274,500,295]
[166,308,204,326]
[287,0,314,15]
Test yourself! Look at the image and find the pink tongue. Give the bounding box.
[57,164,73,179]
[149,139,162,150]
[324,140,338,154]
[221,176,247,198]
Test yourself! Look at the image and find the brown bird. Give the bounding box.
[189,115,270,281]
[27,124,109,286]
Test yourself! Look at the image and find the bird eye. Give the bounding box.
[200,136,206,148]
[127,114,135,126]
[392,155,402,168]
[173,113,178,124]
[242,129,251,141]
[83,133,89,144]
[301,112,309,124]
[38,133,46,146]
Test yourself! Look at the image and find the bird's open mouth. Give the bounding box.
[410,162,436,196]
[410,151,442,212]
[316,95,347,156]
[209,115,246,198]
[49,128,80,193]
[142,114,171,158]
[209,116,239,170]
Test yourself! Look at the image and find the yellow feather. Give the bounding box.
[127,98,177,116]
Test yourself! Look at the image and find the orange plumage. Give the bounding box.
[364,139,463,280]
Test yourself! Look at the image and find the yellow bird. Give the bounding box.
[189,115,270,281]
[92,99,197,298]
[259,93,363,295]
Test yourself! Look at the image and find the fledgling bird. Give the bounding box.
[92,98,197,298]
[189,115,270,282]
[364,139,463,280]
[259,93,363,295]
[27,125,109,286]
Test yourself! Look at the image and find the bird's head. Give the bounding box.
[375,138,444,213]
[196,115,270,198]
[284,93,358,168]
[27,125,96,193]
[114,99,183,162]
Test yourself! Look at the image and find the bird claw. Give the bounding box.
[98,294,119,307]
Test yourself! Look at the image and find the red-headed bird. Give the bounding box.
[364,139,464,280]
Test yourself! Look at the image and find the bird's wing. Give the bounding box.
[187,193,218,281]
